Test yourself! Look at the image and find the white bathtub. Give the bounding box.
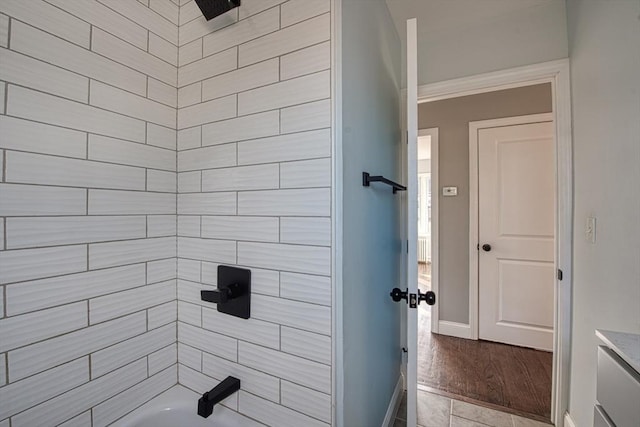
[112,385,263,427]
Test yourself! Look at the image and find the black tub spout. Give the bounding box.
[197,376,241,418]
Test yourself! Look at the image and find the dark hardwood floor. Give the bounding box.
[417,262,553,422]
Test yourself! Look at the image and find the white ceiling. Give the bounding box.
[384,0,558,43]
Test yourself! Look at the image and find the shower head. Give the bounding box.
[194,0,240,21]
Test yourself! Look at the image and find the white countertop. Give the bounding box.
[596,329,640,374]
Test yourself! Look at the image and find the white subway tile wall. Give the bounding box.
[0,0,332,425]
[0,0,179,425]
[175,1,332,425]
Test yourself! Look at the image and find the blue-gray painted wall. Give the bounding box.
[341,0,403,425]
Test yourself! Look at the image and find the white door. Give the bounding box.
[405,17,419,427]
[476,119,555,351]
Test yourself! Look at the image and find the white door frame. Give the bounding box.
[405,17,419,427]
[416,59,573,426]
[417,128,440,334]
[469,112,554,346]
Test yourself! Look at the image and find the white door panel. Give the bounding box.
[478,121,555,351]
[498,259,555,328]
[496,136,555,237]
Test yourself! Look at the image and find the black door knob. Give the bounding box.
[419,290,436,306]
[482,244,492,252]
[390,287,408,302]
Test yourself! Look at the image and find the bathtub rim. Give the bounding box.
[110,384,261,427]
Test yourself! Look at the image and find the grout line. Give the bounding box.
[6,304,172,359]
[234,140,238,166]
[0,182,178,198]
[144,261,149,286]
[3,352,7,384]
[176,0,181,45]
[2,256,168,285]
[277,271,282,297]
[3,81,8,113]
[1,144,176,174]
[6,16,11,49]
[1,148,6,182]
[278,108,282,135]
[277,163,281,189]
[86,76,91,105]
[2,285,6,318]
[277,5,282,30]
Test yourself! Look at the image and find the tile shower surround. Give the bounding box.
[0,0,332,426]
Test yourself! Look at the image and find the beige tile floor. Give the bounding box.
[394,389,552,427]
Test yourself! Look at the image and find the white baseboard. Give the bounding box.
[563,412,576,427]
[438,321,472,339]
[382,376,403,427]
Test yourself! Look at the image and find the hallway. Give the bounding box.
[417,263,553,422]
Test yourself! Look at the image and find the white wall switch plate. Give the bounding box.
[442,186,457,196]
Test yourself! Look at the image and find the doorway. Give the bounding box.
[396,40,573,427]
[415,85,556,423]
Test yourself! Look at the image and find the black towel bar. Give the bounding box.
[362,172,406,194]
